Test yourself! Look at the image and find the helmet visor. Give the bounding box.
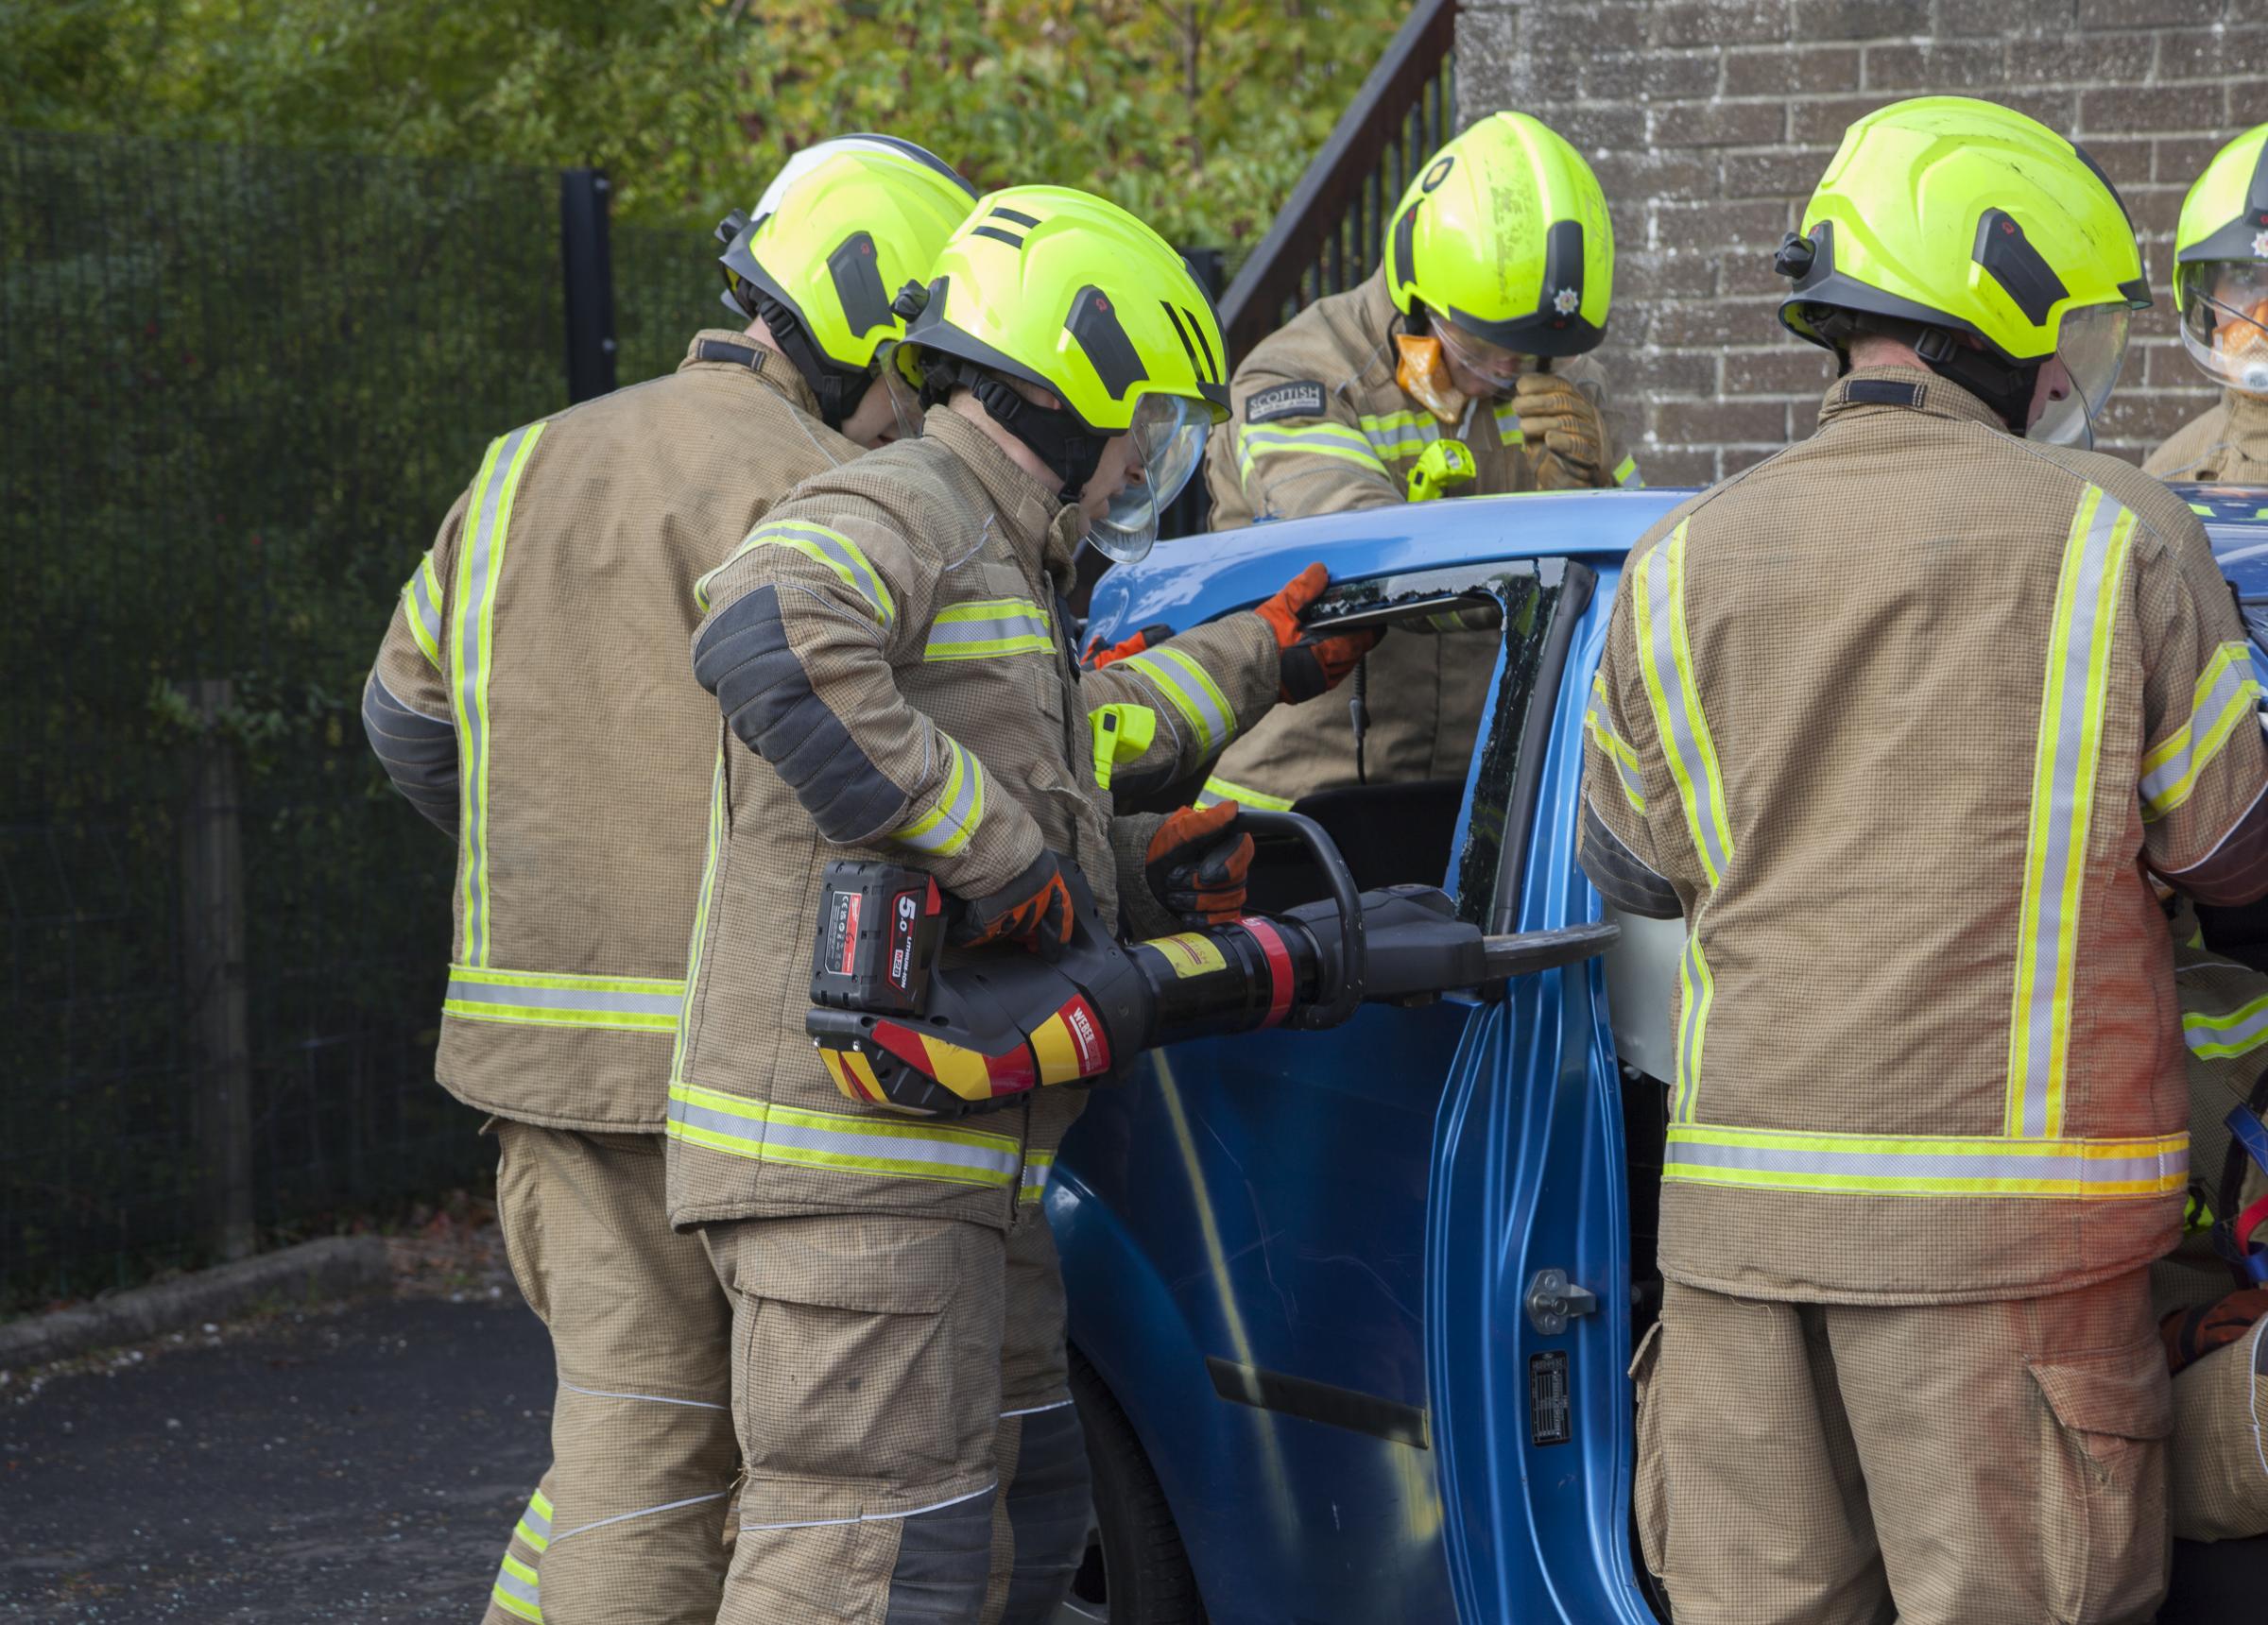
[1090,392,1208,565]
[1432,316,1527,398]
[2029,302,2130,450]
[2178,262,2268,395]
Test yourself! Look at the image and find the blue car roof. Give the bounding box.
[1093,483,2268,635]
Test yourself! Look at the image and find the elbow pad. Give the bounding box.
[692,585,907,844]
[362,675,459,836]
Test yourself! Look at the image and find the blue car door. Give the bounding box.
[1053,552,1642,1623]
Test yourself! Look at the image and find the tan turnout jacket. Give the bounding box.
[1581,367,2268,1305]
[666,406,1280,1232]
[2146,387,2268,484]
[1198,269,1637,809]
[364,332,862,1132]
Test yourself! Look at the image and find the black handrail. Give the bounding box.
[1217,0,1459,369]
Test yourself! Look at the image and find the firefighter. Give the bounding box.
[361,135,979,1625]
[1195,111,1640,812]
[669,185,1366,1623]
[1579,97,2268,1624]
[2149,123,2268,485]
[2156,901,2268,1551]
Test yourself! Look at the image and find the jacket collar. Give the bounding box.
[1814,364,2007,435]
[677,328,826,420]
[2220,386,2268,446]
[922,405,1085,583]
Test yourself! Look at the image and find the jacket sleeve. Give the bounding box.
[1223,361,1405,522]
[1576,545,1683,919]
[361,493,465,836]
[1083,612,1282,804]
[690,505,1047,899]
[1559,354,1644,490]
[1108,812,1179,940]
[2135,502,2268,899]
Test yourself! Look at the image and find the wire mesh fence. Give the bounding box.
[0,130,585,1311]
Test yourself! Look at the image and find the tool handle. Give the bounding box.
[1232,809,1365,1024]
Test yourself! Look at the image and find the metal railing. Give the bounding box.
[1216,0,1458,369]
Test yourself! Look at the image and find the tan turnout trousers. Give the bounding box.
[1634,1272,2170,1625]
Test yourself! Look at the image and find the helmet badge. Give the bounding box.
[1553,286,1580,316]
[2253,228,2268,258]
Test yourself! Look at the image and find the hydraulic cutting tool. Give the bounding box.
[807,810,1614,1118]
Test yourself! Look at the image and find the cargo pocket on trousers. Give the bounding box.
[1629,1320,1672,1588]
[492,1122,551,1326]
[2029,1333,2174,1623]
[727,1215,997,1498]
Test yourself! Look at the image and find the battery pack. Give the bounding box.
[810,860,948,1016]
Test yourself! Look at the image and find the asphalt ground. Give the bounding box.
[0,1293,551,1622]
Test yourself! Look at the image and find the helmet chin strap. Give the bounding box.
[755,295,875,431]
[952,364,1108,505]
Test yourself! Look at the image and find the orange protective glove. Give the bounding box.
[1082,622,1174,670]
[1513,370,1607,489]
[952,850,1076,958]
[1257,562,1381,703]
[1144,800,1255,926]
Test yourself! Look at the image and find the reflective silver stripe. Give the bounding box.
[521,1499,551,1539]
[1021,1153,1055,1202]
[769,521,895,624]
[892,738,983,855]
[1585,676,1645,810]
[492,1560,541,1610]
[444,977,683,1018]
[2008,488,2131,1140]
[1665,1133,2186,1193]
[2139,645,2260,816]
[925,603,1052,653]
[667,1093,1022,1183]
[1124,650,1232,756]
[2183,996,2268,1058]
[455,424,539,967]
[1641,532,1732,884]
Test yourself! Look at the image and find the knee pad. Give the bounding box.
[1000,1404,1093,1623]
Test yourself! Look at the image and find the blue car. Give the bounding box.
[1048,483,2268,1624]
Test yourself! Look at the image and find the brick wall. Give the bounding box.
[1456,0,2268,483]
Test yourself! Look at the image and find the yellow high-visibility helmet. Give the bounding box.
[1775,96,2149,445]
[898,185,1228,561]
[2171,124,2268,395]
[715,134,976,428]
[1383,111,1615,359]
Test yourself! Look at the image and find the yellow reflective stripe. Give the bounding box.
[1632,522,1733,886]
[697,520,897,624]
[452,422,545,969]
[668,747,728,1094]
[2139,641,2261,820]
[1121,648,1234,756]
[666,1082,1022,1188]
[1359,407,1443,460]
[1194,775,1294,812]
[2183,991,2268,1059]
[403,552,444,667]
[1671,931,1714,1125]
[1664,1124,2188,1199]
[1613,454,1641,488]
[924,597,1053,661]
[893,735,986,856]
[2007,488,2137,1140]
[1021,1149,1056,1204]
[1237,421,1389,478]
[442,965,685,1035]
[513,1485,552,1552]
[492,1550,542,1621]
[1584,672,1646,813]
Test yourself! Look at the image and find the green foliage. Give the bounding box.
[0,0,1413,248]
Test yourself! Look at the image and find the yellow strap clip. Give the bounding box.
[1406,437,1477,504]
[1089,703,1159,791]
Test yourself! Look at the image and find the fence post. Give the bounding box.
[178,678,255,1263]
[560,168,618,403]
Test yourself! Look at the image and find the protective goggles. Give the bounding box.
[1090,392,1209,565]
[2177,262,2268,396]
[1431,316,1529,397]
[2028,302,2130,451]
